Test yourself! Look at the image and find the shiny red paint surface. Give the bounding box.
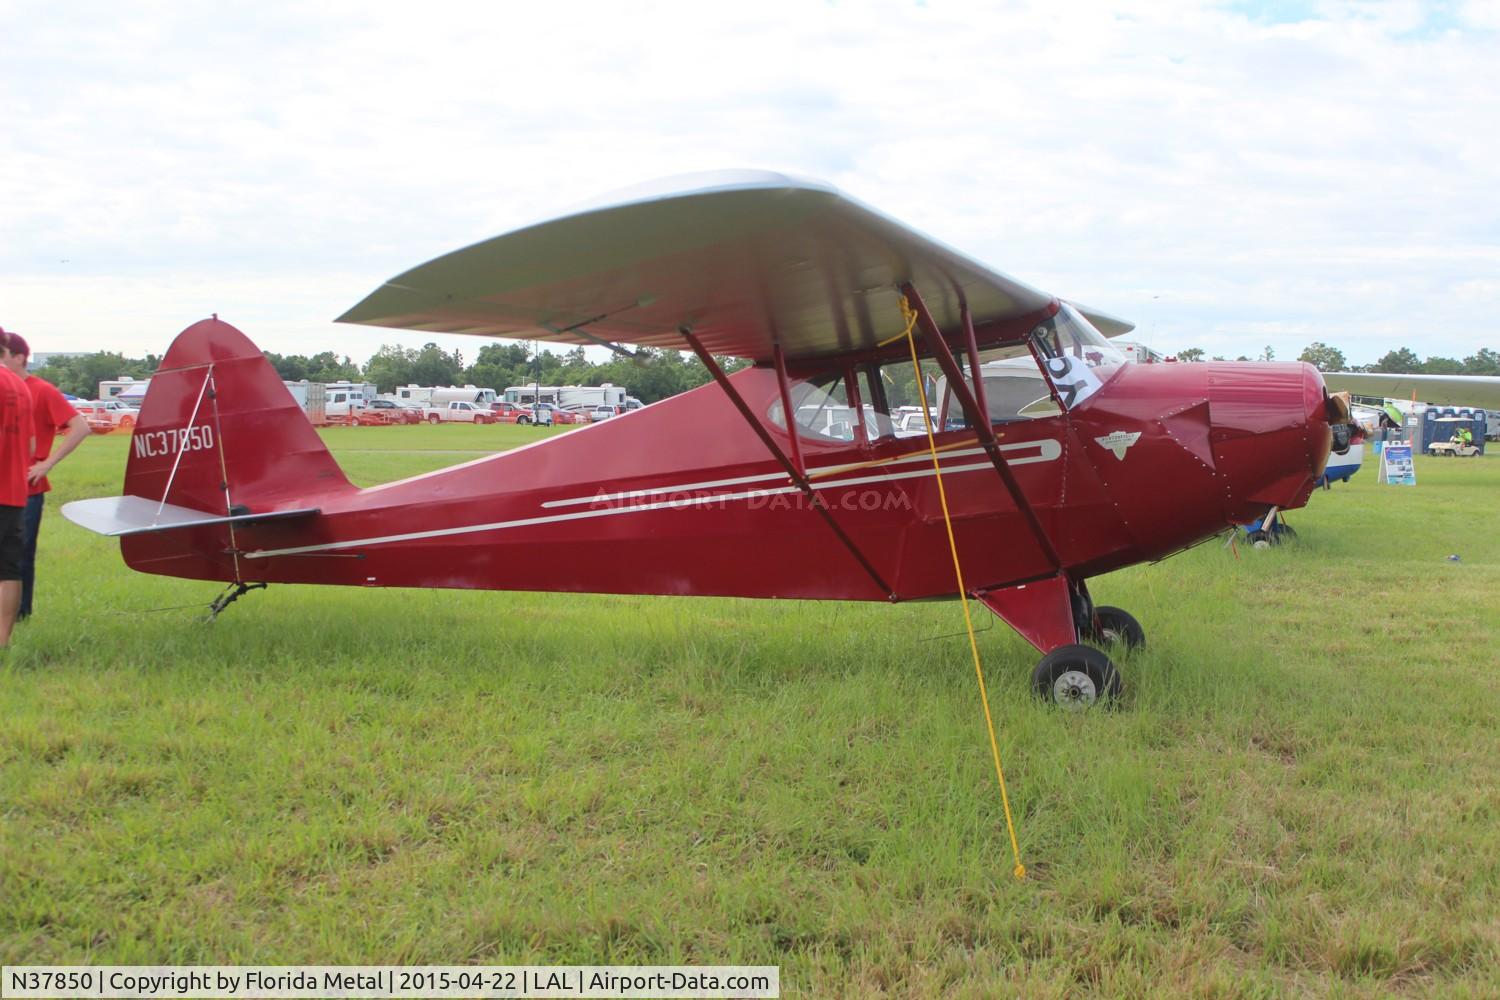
[114,319,1332,653]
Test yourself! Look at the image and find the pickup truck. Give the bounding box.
[423,401,496,424]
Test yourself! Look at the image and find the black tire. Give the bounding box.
[427,414,440,424]
[518,415,531,425]
[1090,606,1145,651]
[1031,644,1121,707]
[1248,530,1272,550]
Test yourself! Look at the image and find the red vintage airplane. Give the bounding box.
[64,172,1349,705]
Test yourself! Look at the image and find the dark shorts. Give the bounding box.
[0,504,24,580]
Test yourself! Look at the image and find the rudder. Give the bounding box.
[124,317,352,514]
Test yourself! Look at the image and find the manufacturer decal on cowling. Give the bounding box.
[1094,431,1141,460]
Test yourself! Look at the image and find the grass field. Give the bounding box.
[3,426,1499,997]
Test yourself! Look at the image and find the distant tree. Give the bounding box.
[1372,347,1422,373]
[1463,347,1500,375]
[1234,355,1251,362]
[1298,342,1346,372]
[407,344,463,387]
[1176,347,1205,363]
[30,351,152,399]
[264,352,308,381]
[363,344,418,394]
[307,353,361,383]
[1422,356,1464,375]
[1258,345,1276,362]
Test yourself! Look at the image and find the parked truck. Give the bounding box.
[422,401,496,424]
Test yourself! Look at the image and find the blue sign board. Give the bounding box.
[1381,442,1416,485]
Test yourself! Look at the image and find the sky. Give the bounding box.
[2,0,1498,368]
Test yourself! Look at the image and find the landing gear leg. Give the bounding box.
[205,581,266,622]
[975,575,1125,707]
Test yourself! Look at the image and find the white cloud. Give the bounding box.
[0,0,1496,366]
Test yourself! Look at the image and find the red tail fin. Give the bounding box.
[124,317,351,513]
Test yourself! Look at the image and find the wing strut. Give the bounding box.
[901,282,1063,574]
[678,327,894,599]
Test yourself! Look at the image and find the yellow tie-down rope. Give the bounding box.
[899,296,1025,881]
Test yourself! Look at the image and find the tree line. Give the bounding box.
[29,338,1499,403]
[1174,342,1500,375]
[31,342,748,404]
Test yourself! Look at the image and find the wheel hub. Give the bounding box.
[1052,669,1097,707]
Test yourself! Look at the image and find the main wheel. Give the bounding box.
[1031,644,1121,708]
[1248,530,1272,550]
[1090,606,1145,651]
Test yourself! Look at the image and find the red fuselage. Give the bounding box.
[121,322,1332,603]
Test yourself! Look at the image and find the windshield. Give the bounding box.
[1028,304,1125,409]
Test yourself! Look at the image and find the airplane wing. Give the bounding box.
[337,170,1132,363]
[1321,372,1500,409]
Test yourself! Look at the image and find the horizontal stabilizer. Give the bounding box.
[62,496,319,538]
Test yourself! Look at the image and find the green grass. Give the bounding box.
[4,428,1499,997]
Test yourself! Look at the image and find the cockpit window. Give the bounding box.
[944,341,1059,426]
[768,372,861,442]
[770,306,1125,445]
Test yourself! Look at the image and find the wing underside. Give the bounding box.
[1322,372,1500,409]
[336,171,1131,362]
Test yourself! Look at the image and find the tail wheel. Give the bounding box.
[1032,644,1121,708]
[1089,606,1145,651]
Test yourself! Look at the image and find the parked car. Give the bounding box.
[530,402,575,425]
[77,399,139,431]
[489,401,540,425]
[74,402,118,434]
[590,404,625,422]
[366,399,421,424]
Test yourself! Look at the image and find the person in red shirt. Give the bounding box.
[0,329,35,646]
[1,332,90,619]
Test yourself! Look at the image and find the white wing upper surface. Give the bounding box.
[337,171,1131,362]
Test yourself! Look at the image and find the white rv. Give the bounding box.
[394,385,435,406]
[504,384,561,406]
[556,383,628,408]
[99,377,147,401]
[324,381,378,405]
